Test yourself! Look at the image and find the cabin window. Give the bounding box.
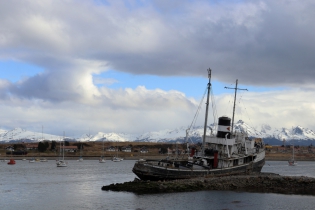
[244,156,251,164]
[233,159,238,166]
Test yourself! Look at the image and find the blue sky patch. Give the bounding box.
[0,60,43,83]
[93,70,284,99]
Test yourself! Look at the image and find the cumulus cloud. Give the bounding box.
[214,88,315,132]
[0,85,198,135]
[4,59,105,103]
[1,0,315,134]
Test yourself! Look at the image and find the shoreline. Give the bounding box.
[102,173,315,195]
[2,156,315,161]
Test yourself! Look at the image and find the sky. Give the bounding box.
[0,0,315,137]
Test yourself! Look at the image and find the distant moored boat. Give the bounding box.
[7,159,16,165]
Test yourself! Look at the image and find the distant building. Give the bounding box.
[5,146,14,151]
[167,148,172,155]
[277,147,286,153]
[121,146,132,152]
[58,146,77,152]
[25,144,38,150]
[140,147,149,153]
[302,149,309,154]
[106,146,117,152]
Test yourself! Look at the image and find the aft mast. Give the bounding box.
[224,79,247,134]
[202,68,212,157]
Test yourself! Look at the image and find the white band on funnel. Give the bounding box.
[218,125,230,132]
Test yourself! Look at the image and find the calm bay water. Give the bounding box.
[1,160,315,210]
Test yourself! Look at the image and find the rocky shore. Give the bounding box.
[102,173,315,195]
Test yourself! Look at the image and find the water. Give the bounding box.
[1,160,315,210]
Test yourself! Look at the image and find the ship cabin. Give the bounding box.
[194,116,265,169]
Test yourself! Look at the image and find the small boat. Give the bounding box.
[22,159,27,161]
[138,158,146,162]
[111,141,123,162]
[77,144,83,162]
[112,156,123,162]
[7,159,16,165]
[132,69,265,181]
[99,156,106,163]
[29,157,35,163]
[288,145,297,166]
[99,137,106,163]
[57,133,67,167]
[1,159,9,162]
[56,159,67,167]
[40,158,48,162]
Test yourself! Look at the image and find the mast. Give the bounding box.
[225,80,248,134]
[231,80,238,134]
[63,131,65,160]
[59,137,61,157]
[103,135,105,157]
[202,68,212,157]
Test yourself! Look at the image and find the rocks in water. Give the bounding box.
[101,173,315,195]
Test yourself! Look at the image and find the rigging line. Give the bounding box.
[187,87,208,143]
[224,91,233,116]
[210,88,218,129]
[237,95,244,126]
[188,88,207,130]
[239,98,260,135]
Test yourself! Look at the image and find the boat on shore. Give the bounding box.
[132,69,265,181]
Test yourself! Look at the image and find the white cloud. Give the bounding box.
[214,88,315,132]
[0,85,198,135]
[1,0,315,134]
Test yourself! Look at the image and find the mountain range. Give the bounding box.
[1,120,315,146]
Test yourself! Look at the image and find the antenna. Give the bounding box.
[224,79,248,134]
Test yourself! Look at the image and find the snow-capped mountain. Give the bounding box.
[1,120,315,145]
[0,128,63,143]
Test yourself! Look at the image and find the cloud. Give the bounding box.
[4,59,105,103]
[215,88,315,132]
[1,0,315,134]
[1,83,315,135]
[1,0,315,87]
[0,85,198,135]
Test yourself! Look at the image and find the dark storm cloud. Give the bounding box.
[106,1,315,87]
